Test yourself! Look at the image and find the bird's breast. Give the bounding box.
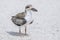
[24,12,32,22]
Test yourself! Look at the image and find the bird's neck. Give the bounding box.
[25,10,32,16]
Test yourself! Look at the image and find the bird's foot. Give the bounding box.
[25,33,28,35]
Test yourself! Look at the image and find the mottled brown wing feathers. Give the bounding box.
[16,12,26,18]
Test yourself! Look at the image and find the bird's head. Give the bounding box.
[25,5,38,12]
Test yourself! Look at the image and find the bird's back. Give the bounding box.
[16,12,26,19]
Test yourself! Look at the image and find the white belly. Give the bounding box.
[25,11,32,22]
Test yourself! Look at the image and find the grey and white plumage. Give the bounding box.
[11,16,26,26]
[11,5,38,35]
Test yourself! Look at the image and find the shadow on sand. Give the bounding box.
[7,31,29,36]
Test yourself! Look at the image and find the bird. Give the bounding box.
[11,5,38,35]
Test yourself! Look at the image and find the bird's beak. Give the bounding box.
[31,8,38,12]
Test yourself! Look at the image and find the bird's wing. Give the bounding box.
[11,16,26,26]
[16,12,26,18]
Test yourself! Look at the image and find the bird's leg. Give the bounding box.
[19,26,21,34]
[25,26,27,35]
